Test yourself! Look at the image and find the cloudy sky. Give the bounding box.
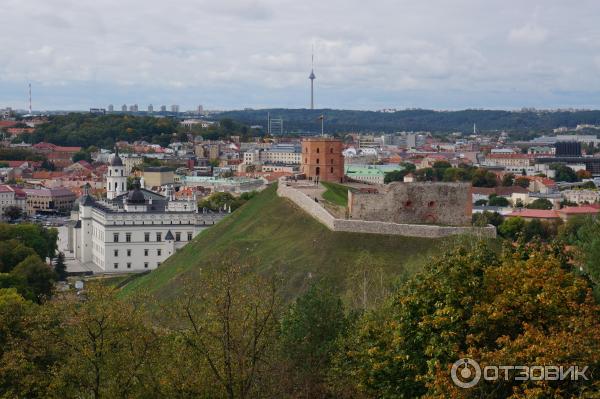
[2,0,600,111]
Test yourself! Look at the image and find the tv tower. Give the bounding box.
[28,83,32,115]
[309,47,316,110]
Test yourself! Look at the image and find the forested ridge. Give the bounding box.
[217,108,600,134]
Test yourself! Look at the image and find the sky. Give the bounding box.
[2,0,600,111]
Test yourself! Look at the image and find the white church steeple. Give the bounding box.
[106,146,128,199]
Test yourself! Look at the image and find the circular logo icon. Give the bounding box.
[451,358,481,388]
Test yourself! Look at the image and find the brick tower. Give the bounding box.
[301,137,344,182]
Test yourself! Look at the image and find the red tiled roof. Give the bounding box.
[5,160,29,168]
[558,206,600,215]
[507,209,559,219]
[0,121,18,128]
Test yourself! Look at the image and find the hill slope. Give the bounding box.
[121,184,457,304]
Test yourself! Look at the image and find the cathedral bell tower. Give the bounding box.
[106,147,128,199]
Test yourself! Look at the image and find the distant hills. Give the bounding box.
[216,108,600,135]
[120,184,454,305]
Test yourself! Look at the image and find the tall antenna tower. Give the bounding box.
[28,83,32,115]
[309,45,316,110]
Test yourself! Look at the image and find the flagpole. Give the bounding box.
[321,115,324,136]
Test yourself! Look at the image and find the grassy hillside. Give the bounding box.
[121,184,460,305]
[321,182,349,207]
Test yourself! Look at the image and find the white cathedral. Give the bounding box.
[66,149,225,273]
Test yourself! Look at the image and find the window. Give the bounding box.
[316,148,320,153]
[157,249,162,256]
[176,232,181,242]
[156,233,162,242]
[114,263,118,269]
[157,262,161,267]
[144,232,150,242]
[144,262,148,268]
[127,262,131,269]
[114,249,118,257]
[331,167,334,173]
[330,148,333,153]
[127,249,131,256]
[113,233,119,242]
[187,232,193,241]
[144,249,149,256]
[316,158,320,164]
[428,201,436,207]
[126,233,131,243]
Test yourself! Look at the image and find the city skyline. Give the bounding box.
[4,1,600,110]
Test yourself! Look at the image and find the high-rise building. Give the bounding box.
[160,105,167,112]
[171,105,179,113]
[269,117,283,135]
[148,104,154,113]
[555,141,582,157]
[107,104,114,112]
[197,105,204,113]
[121,104,127,112]
[129,104,138,112]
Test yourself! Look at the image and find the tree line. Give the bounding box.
[216,108,600,135]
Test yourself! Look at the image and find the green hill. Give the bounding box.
[121,184,458,304]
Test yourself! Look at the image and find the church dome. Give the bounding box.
[127,189,145,204]
[110,153,123,167]
[127,178,145,204]
[110,146,123,166]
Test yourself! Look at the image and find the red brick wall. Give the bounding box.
[301,138,344,182]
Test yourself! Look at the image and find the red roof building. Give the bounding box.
[506,209,560,220]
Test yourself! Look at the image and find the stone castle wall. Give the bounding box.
[277,182,335,229]
[277,181,495,238]
[348,182,472,226]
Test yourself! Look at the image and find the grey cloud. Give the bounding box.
[2,0,600,110]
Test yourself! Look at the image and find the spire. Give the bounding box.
[110,145,123,166]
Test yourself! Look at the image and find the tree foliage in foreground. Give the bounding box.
[0,241,598,398]
[332,241,600,398]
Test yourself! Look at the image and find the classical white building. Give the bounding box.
[66,151,225,273]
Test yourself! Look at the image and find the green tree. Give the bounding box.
[280,281,348,397]
[487,194,509,207]
[526,198,553,210]
[0,240,36,273]
[471,168,497,187]
[581,180,596,189]
[498,217,526,240]
[72,150,92,163]
[177,260,282,399]
[10,255,55,303]
[472,211,503,227]
[552,164,579,182]
[47,287,162,399]
[2,206,22,221]
[514,176,530,188]
[54,252,67,281]
[501,173,515,186]
[333,242,600,398]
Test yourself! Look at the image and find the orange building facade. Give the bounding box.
[301,137,344,182]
